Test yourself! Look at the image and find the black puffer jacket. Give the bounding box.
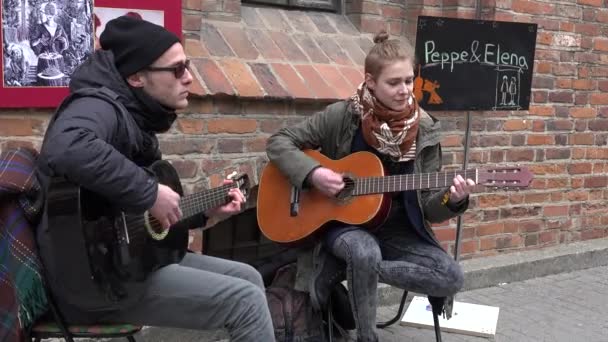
[35,50,172,321]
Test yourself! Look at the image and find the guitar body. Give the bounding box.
[47,160,188,296]
[257,150,391,244]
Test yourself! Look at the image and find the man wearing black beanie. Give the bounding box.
[35,16,274,342]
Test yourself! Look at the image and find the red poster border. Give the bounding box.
[0,0,181,108]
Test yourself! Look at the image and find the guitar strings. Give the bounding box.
[353,169,478,195]
[110,182,241,240]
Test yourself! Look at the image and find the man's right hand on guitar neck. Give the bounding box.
[309,167,345,197]
[149,184,182,229]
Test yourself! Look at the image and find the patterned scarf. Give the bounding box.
[350,83,420,161]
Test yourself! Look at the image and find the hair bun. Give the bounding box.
[373,30,389,44]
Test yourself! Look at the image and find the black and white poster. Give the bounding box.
[2,0,94,87]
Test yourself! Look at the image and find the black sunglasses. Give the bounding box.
[145,59,191,78]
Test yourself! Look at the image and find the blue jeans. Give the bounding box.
[327,226,463,342]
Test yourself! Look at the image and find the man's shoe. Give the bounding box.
[309,243,346,310]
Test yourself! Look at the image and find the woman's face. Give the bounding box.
[365,59,414,112]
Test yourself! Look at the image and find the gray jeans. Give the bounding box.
[100,253,275,342]
[328,227,463,342]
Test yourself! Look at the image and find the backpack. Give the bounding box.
[266,263,326,342]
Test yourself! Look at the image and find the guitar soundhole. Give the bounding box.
[336,176,355,201]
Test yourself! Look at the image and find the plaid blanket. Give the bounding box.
[0,147,48,342]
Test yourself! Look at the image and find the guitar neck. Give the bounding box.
[353,169,478,195]
[179,183,235,218]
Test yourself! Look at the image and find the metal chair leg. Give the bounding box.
[433,312,443,342]
[126,335,137,342]
[377,290,408,329]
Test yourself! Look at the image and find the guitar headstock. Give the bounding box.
[478,166,533,189]
[227,172,251,198]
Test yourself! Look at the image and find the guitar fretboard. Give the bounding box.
[179,183,235,218]
[353,169,478,195]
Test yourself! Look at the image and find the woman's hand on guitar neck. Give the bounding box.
[150,184,182,230]
[309,167,345,197]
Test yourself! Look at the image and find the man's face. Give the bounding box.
[365,59,414,112]
[139,43,193,110]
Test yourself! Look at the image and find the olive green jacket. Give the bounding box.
[266,100,468,290]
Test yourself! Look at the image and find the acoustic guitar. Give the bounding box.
[46,160,249,295]
[257,150,532,244]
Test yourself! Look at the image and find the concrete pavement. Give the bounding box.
[95,238,608,341]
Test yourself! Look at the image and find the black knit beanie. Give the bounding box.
[99,16,180,78]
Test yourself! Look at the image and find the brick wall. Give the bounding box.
[1,0,607,258]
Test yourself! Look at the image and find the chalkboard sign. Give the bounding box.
[414,16,538,111]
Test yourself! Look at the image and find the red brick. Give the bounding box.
[223,0,240,13]
[241,6,266,28]
[528,106,555,116]
[246,30,284,60]
[187,74,206,97]
[313,64,355,99]
[307,13,337,34]
[183,0,202,10]
[1,140,35,150]
[249,63,289,98]
[503,119,531,131]
[245,136,268,153]
[170,160,198,178]
[590,93,608,105]
[459,240,478,255]
[527,135,555,145]
[207,119,257,134]
[193,59,234,95]
[570,107,597,118]
[434,228,456,242]
[219,26,259,60]
[185,38,209,58]
[201,23,234,57]
[477,223,504,236]
[293,34,330,64]
[285,11,317,32]
[0,119,39,136]
[441,135,462,147]
[336,38,367,66]
[512,0,555,15]
[571,133,595,145]
[338,66,364,88]
[573,79,595,90]
[381,5,403,19]
[577,0,604,7]
[183,13,202,31]
[294,64,338,100]
[200,0,219,12]
[271,63,314,99]
[315,36,354,65]
[218,59,264,97]
[257,8,292,32]
[177,119,205,134]
[584,176,608,188]
[594,38,608,51]
[535,61,552,74]
[269,31,308,62]
[543,205,569,217]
